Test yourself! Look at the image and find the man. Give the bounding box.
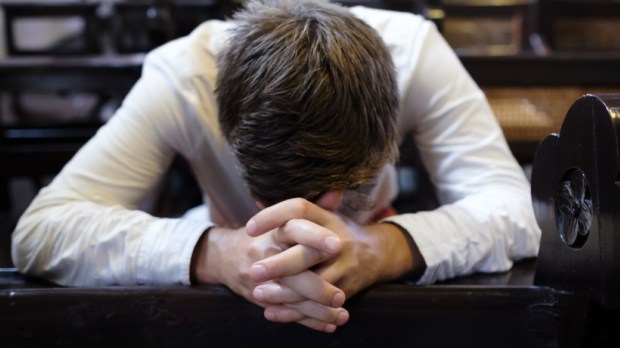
[12,0,540,333]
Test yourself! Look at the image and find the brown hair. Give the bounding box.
[216,0,399,206]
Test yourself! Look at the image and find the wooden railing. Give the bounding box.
[1,259,560,348]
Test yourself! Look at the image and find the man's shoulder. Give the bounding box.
[143,19,230,82]
[349,6,428,35]
[187,19,235,56]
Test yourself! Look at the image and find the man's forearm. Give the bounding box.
[369,222,426,282]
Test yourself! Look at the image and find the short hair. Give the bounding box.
[216,0,399,207]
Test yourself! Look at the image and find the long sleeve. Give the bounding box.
[11,41,214,286]
[353,8,541,284]
[12,8,541,288]
[392,20,540,284]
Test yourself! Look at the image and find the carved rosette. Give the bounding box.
[554,168,592,249]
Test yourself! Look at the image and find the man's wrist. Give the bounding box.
[190,226,221,284]
[370,222,426,282]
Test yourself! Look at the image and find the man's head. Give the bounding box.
[216,0,399,207]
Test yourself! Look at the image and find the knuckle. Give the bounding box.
[246,242,262,259]
[302,281,336,305]
[281,218,300,232]
[289,198,310,216]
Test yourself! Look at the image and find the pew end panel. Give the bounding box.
[532,94,620,310]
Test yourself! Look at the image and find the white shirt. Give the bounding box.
[11,7,540,286]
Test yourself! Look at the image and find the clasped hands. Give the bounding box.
[194,195,416,333]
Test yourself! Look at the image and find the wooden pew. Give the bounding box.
[0,54,203,268]
[395,53,620,214]
[460,53,620,87]
[538,0,620,52]
[0,55,143,213]
[1,259,560,348]
[3,95,620,347]
[111,0,228,53]
[1,0,102,56]
[460,52,620,164]
[432,0,538,54]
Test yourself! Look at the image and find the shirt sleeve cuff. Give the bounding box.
[137,218,215,285]
[382,210,459,284]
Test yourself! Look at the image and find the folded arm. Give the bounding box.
[12,49,211,286]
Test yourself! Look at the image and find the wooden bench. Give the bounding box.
[431,0,538,54]
[111,0,227,53]
[460,52,620,164]
[1,259,560,348]
[2,94,620,347]
[1,0,103,56]
[0,55,143,213]
[538,0,620,52]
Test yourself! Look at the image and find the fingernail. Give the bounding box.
[331,291,345,307]
[336,310,349,326]
[250,264,267,281]
[246,219,257,235]
[324,236,340,253]
[253,287,265,302]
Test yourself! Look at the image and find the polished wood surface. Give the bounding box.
[460,53,620,87]
[0,55,143,93]
[1,259,561,348]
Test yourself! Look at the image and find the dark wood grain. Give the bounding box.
[0,260,560,348]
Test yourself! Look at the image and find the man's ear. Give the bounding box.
[256,201,266,210]
[315,191,343,212]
